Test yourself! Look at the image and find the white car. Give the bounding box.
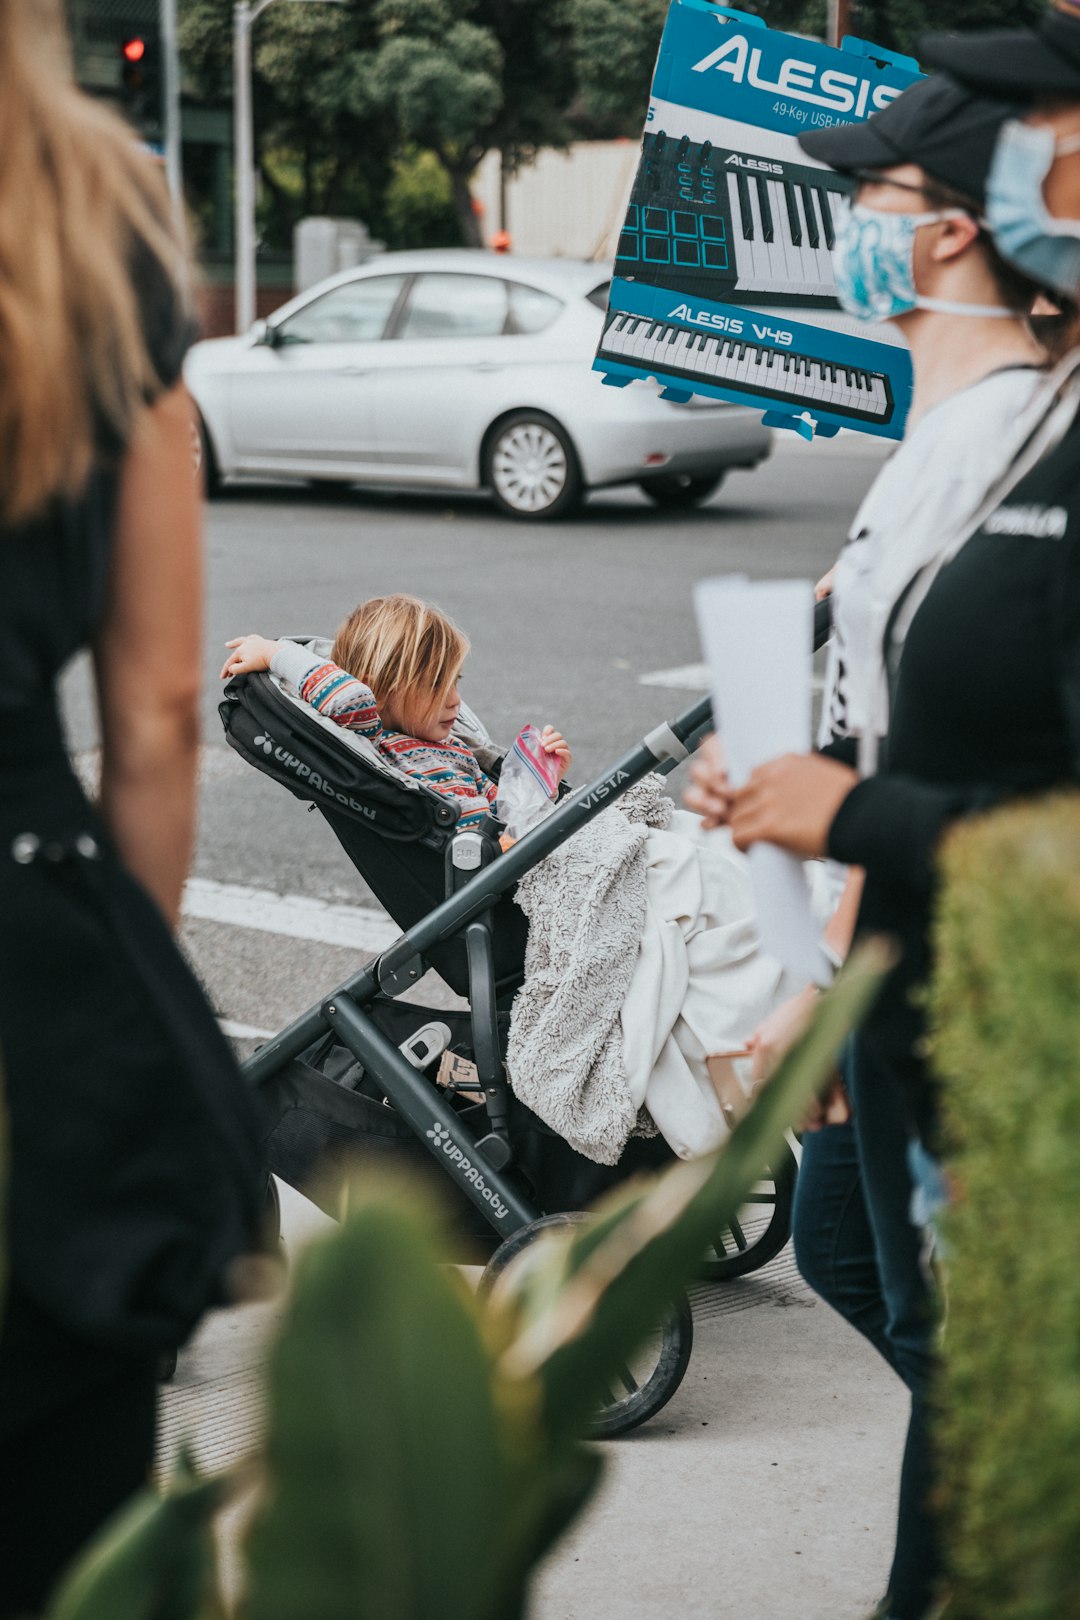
[185,249,773,520]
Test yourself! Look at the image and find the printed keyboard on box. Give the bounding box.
[616,131,854,310]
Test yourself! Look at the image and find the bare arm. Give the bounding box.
[92,380,203,929]
[824,864,864,962]
[746,865,865,1088]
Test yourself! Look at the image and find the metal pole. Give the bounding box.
[160,0,182,204]
[827,0,852,49]
[233,1,255,333]
[233,0,341,333]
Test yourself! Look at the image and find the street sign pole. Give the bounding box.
[233,0,342,334]
[161,0,182,202]
[234,0,256,333]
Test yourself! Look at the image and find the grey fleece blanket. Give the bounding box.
[506,776,672,1166]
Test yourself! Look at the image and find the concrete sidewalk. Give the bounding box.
[159,1183,906,1620]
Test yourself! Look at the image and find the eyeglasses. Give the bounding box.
[850,170,936,198]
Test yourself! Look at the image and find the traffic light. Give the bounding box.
[117,28,162,140]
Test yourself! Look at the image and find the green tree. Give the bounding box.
[568,0,667,133]
[848,0,1046,56]
[179,0,395,251]
[370,0,579,246]
[384,148,464,249]
[566,0,820,140]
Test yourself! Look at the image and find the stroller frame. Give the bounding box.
[241,693,714,1243]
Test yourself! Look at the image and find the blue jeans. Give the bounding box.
[792,1040,939,1620]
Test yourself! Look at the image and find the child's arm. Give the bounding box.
[270,642,384,740]
[222,636,385,740]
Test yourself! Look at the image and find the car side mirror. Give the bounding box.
[251,318,276,347]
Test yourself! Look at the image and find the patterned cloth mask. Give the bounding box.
[832,199,956,320]
[831,199,1012,322]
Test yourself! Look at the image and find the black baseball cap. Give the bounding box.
[797,73,1015,208]
[920,3,1080,100]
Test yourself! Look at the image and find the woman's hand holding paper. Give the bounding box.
[728,753,858,859]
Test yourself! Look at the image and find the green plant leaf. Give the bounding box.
[491,941,890,1439]
[46,1464,225,1620]
[242,1177,588,1620]
[931,797,1080,1618]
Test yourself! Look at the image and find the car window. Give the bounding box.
[396,274,509,340]
[275,275,406,345]
[508,282,563,334]
[586,281,611,311]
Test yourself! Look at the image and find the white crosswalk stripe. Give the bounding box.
[183,876,400,953]
[217,1018,276,1042]
[639,664,825,694]
[638,661,710,690]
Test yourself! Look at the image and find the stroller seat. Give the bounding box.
[220,640,529,1000]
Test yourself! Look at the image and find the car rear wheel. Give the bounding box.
[485,411,582,521]
[638,472,724,509]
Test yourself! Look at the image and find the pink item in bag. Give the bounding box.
[495,724,561,840]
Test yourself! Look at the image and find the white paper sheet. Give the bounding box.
[694,575,833,987]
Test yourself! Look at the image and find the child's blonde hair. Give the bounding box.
[331,595,469,731]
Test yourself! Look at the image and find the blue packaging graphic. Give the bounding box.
[594,0,923,440]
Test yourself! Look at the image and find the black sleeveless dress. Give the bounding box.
[0,280,263,1612]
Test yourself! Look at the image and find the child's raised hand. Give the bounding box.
[540,725,572,785]
[221,635,282,680]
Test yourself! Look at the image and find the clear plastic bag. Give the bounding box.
[496,724,562,842]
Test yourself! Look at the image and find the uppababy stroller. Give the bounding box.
[222,649,799,1437]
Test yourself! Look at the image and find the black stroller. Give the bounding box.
[223,651,801,1437]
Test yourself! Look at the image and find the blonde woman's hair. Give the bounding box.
[0,0,191,528]
[332,596,469,730]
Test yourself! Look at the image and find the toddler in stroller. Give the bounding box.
[223,592,808,1167]
[221,597,806,1434]
[220,593,572,831]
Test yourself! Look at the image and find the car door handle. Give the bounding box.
[472,362,503,373]
[337,365,369,376]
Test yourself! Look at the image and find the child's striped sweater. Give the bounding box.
[270,642,497,827]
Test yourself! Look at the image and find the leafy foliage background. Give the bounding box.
[177,0,1050,252]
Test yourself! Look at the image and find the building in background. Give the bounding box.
[474,143,637,265]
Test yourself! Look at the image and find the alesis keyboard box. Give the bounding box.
[594,0,922,441]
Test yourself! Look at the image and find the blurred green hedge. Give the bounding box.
[931,795,1080,1620]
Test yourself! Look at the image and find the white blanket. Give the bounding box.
[621,807,793,1161]
[506,779,798,1165]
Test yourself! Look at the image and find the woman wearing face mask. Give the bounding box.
[922,1,1080,308]
[688,73,1059,1620]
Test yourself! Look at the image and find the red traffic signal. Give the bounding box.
[117,30,161,135]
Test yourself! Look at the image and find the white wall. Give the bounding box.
[474,141,640,265]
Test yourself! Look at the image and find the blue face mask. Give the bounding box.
[985,119,1080,298]
[831,199,1015,322]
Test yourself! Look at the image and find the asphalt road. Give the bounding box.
[62,430,888,1043]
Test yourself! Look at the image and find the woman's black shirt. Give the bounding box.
[827,403,1080,1142]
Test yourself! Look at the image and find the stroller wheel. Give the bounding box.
[698,1141,798,1281]
[263,1174,283,1249]
[478,1212,694,1440]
